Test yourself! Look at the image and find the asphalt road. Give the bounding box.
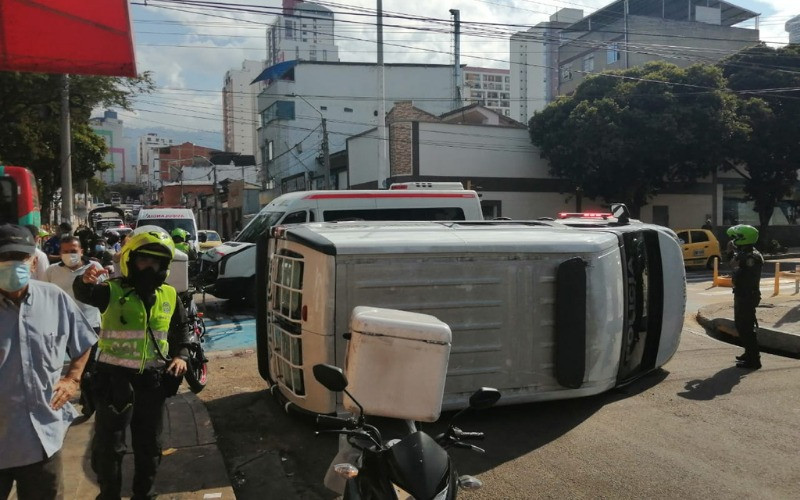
[197,273,800,499]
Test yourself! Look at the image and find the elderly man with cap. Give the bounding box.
[0,223,98,499]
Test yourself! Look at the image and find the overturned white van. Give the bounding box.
[255,216,686,415]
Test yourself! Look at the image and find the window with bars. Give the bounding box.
[268,250,306,395]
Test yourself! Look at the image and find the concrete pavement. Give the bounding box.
[11,390,235,500]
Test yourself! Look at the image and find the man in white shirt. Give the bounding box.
[44,236,103,331]
[24,225,49,281]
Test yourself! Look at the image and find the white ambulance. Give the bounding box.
[256,209,686,415]
[199,187,483,302]
[135,208,200,253]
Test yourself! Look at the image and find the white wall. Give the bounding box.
[347,130,380,187]
[258,62,456,188]
[224,60,263,161]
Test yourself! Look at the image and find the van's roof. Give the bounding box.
[277,221,620,256]
[137,207,196,218]
[264,189,479,208]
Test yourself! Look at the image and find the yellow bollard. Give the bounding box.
[713,257,732,287]
[774,262,780,296]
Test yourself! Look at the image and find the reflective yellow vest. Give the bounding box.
[98,280,177,372]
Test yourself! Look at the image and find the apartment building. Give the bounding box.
[557,0,759,95]
[223,60,264,162]
[787,14,800,44]
[462,67,512,117]
[89,110,130,184]
[266,0,339,66]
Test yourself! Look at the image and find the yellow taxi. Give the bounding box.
[197,230,222,252]
[675,228,721,268]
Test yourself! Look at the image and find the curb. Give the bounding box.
[696,304,800,356]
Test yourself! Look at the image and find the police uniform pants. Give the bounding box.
[91,364,166,500]
[734,293,760,360]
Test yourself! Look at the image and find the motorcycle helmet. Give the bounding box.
[171,227,188,244]
[119,225,175,284]
[726,224,759,247]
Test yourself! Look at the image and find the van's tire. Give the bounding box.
[706,255,720,270]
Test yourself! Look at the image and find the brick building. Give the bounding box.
[156,142,221,182]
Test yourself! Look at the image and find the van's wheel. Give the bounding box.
[706,255,720,270]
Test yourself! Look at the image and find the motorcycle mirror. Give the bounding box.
[468,387,501,410]
[313,364,349,392]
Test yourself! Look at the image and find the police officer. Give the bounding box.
[73,226,192,500]
[170,228,196,260]
[727,224,763,370]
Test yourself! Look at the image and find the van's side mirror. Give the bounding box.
[468,387,501,410]
[313,364,348,392]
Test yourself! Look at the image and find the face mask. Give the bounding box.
[95,245,105,253]
[0,261,31,293]
[61,253,82,267]
[130,267,165,296]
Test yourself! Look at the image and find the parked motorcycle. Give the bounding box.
[180,292,208,393]
[313,363,500,499]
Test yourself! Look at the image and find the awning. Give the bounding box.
[0,0,136,77]
[251,59,297,85]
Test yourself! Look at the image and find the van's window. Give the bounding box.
[235,210,285,243]
[282,211,308,224]
[323,207,466,222]
[137,218,195,237]
[269,249,305,396]
[690,230,708,243]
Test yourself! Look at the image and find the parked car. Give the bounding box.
[675,228,721,269]
[197,230,222,251]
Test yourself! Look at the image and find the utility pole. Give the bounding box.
[213,164,221,234]
[377,0,388,188]
[321,118,330,189]
[60,74,73,223]
[450,9,462,109]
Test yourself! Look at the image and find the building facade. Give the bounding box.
[256,61,458,193]
[787,14,800,44]
[89,110,130,185]
[137,133,174,188]
[266,0,339,67]
[557,0,759,96]
[510,9,583,124]
[223,60,264,162]
[462,67,512,117]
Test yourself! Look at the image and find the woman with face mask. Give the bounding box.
[0,224,97,498]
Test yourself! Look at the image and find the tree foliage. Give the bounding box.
[0,72,153,218]
[529,61,744,216]
[718,44,800,237]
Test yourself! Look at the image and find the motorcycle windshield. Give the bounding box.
[386,432,449,499]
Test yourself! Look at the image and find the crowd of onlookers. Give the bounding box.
[28,222,130,281]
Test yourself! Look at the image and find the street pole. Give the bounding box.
[60,74,73,223]
[321,118,330,189]
[213,164,221,235]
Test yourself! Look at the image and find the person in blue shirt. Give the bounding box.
[0,224,98,499]
[42,222,72,264]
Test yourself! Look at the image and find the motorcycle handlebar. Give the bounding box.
[456,430,484,441]
[316,414,350,430]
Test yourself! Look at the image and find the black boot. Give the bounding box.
[735,353,748,362]
[736,358,761,370]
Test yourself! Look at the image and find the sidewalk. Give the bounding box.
[12,390,235,500]
[696,295,800,356]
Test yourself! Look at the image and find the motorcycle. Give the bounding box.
[180,292,208,393]
[313,363,501,500]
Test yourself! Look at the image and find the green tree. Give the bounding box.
[0,72,153,221]
[718,44,800,241]
[530,61,744,216]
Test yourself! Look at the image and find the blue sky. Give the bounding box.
[120,0,796,141]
